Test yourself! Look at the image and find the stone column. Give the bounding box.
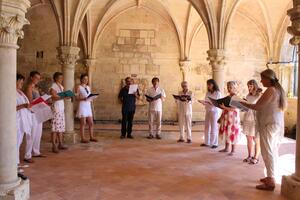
[0,0,30,199]
[207,49,225,94]
[57,46,80,134]
[179,59,191,82]
[84,59,96,89]
[281,2,300,199]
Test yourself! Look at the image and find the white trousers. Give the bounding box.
[204,111,219,146]
[149,111,162,136]
[178,113,192,140]
[17,130,25,164]
[25,119,43,159]
[259,123,281,177]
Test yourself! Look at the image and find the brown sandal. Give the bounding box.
[90,138,98,142]
[249,158,259,164]
[256,183,275,191]
[80,139,90,143]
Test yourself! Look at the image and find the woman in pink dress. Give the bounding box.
[219,81,241,156]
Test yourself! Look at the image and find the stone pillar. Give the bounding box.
[0,0,30,199]
[207,49,225,94]
[84,59,96,89]
[281,2,300,199]
[57,46,80,134]
[179,59,191,82]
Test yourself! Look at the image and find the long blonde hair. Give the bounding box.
[260,69,287,110]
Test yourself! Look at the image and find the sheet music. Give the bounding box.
[128,84,138,94]
[31,102,53,123]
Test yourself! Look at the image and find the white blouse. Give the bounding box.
[16,90,32,135]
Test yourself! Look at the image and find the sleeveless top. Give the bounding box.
[256,88,284,130]
[51,82,65,112]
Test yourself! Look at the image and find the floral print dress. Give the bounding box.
[219,107,241,144]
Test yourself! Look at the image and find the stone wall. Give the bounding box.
[17,4,86,95]
[93,8,182,121]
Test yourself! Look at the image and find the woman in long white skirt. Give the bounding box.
[76,74,98,143]
[16,74,33,165]
[24,71,45,163]
[242,69,286,191]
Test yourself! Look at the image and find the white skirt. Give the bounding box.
[243,121,256,137]
[77,101,93,118]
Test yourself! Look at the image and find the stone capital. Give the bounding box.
[179,59,191,72]
[287,5,300,45]
[207,49,225,70]
[0,0,30,47]
[57,46,80,67]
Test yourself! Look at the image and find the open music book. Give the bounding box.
[172,94,192,102]
[31,94,52,106]
[208,96,249,111]
[145,94,162,101]
[57,90,75,98]
[87,93,99,101]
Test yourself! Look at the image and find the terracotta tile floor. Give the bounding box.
[22,124,295,200]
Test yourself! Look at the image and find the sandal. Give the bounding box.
[219,149,228,153]
[249,158,259,165]
[256,183,275,191]
[32,154,46,158]
[243,156,252,163]
[80,139,90,143]
[90,138,98,142]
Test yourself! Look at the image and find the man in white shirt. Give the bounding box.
[176,81,193,143]
[145,77,166,139]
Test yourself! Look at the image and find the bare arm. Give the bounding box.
[25,85,33,103]
[50,88,62,101]
[242,87,274,111]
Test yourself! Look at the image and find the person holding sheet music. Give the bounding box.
[199,79,222,148]
[24,71,46,163]
[145,77,166,139]
[175,81,193,143]
[16,74,32,180]
[118,77,140,139]
[218,81,241,156]
[50,72,68,153]
[76,74,98,143]
[241,69,286,191]
[242,80,262,165]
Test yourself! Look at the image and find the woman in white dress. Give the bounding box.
[76,74,98,143]
[16,74,33,166]
[242,80,262,164]
[50,72,68,153]
[242,69,286,191]
[199,79,222,148]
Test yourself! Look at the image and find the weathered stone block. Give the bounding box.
[123,64,131,73]
[124,52,134,58]
[148,30,155,38]
[120,29,130,37]
[119,58,128,64]
[115,65,123,73]
[140,30,148,38]
[150,39,156,46]
[125,37,134,45]
[131,30,140,38]
[145,38,151,45]
[130,64,140,74]
[117,37,125,45]
[112,44,120,52]
[138,59,149,64]
[136,38,145,45]
[134,53,142,58]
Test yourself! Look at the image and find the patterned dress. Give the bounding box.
[219,101,241,144]
[51,83,65,133]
